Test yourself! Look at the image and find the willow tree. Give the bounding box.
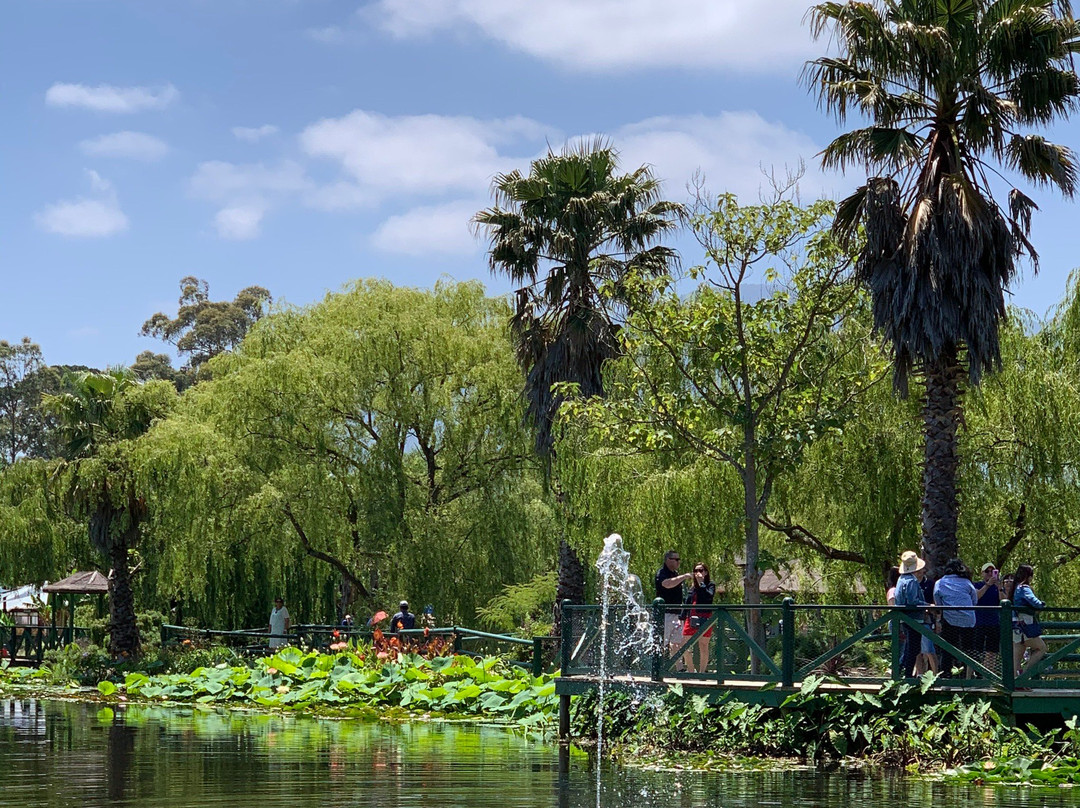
[138,280,554,627]
[806,0,1080,575]
[473,140,682,609]
[45,371,176,656]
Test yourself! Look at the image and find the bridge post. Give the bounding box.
[559,693,571,740]
[781,598,795,688]
[532,636,543,678]
[890,608,901,681]
[559,600,572,674]
[1000,600,1014,692]
[651,598,664,682]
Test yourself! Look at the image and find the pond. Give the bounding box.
[0,698,1077,807]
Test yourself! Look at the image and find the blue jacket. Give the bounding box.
[894,574,925,608]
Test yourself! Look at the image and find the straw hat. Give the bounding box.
[899,550,926,574]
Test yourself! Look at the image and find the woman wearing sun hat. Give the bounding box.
[894,550,928,677]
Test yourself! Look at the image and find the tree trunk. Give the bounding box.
[921,352,963,579]
[553,538,586,634]
[107,531,140,658]
[743,438,764,673]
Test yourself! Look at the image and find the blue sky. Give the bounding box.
[6,0,1080,369]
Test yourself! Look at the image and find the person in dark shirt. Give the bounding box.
[390,601,415,633]
[655,550,694,664]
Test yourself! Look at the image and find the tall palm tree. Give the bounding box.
[46,369,163,656]
[474,140,681,607]
[806,0,1079,575]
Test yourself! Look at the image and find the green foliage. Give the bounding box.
[82,647,559,724]
[140,276,272,378]
[573,674,1063,771]
[136,279,554,628]
[476,571,557,635]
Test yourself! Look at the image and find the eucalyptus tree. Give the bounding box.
[805,0,1080,575]
[473,140,682,607]
[45,370,176,656]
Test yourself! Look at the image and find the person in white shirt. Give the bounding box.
[268,597,290,648]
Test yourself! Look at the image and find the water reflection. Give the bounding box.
[0,698,1076,807]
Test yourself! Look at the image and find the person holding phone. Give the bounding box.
[681,563,716,673]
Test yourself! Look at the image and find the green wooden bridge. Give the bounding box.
[554,599,1080,737]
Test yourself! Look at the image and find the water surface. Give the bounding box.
[1,698,1077,807]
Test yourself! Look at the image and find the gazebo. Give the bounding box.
[42,571,108,644]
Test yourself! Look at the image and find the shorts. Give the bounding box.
[1013,622,1042,644]
[682,617,714,638]
[664,614,683,645]
[920,633,935,656]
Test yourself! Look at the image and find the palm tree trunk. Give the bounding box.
[107,531,140,658]
[921,352,963,579]
[554,538,586,634]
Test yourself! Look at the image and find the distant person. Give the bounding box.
[422,605,436,629]
[886,566,900,606]
[681,563,716,673]
[1007,564,1046,677]
[655,550,694,666]
[894,551,928,676]
[390,601,415,633]
[340,614,354,628]
[268,597,290,649]
[974,563,1001,666]
[933,559,977,677]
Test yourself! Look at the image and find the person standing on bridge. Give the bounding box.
[655,550,694,668]
[894,551,928,677]
[268,597,290,649]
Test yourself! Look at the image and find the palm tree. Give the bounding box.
[46,369,166,657]
[474,140,681,607]
[806,0,1079,575]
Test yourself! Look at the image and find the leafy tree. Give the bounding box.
[45,370,176,656]
[130,350,185,390]
[137,280,554,627]
[0,338,57,465]
[473,140,681,609]
[806,0,1080,575]
[140,277,271,378]
[568,194,879,646]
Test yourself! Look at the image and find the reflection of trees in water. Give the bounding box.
[106,723,136,801]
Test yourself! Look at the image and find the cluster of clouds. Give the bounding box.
[37,0,831,249]
[36,83,180,237]
[191,109,829,250]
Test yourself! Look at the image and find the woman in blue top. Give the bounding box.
[1008,564,1046,677]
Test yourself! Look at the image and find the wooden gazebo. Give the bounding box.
[43,571,108,643]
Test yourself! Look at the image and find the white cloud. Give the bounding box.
[300,110,547,195]
[232,124,279,142]
[45,82,178,113]
[190,160,310,201]
[214,205,266,240]
[370,0,813,72]
[35,170,129,238]
[612,113,834,201]
[79,131,169,161]
[371,199,482,255]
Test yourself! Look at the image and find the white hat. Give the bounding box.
[899,550,926,574]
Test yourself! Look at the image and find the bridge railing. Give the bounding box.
[1,625,97,664]
[559,599,1080,693]
[161,623,551,676]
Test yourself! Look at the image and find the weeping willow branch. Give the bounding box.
[759,514,867,563]
[282,502,370,599]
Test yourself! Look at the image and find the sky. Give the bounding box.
[5,0,1080,369]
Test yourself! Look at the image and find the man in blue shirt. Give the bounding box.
[894,551,927,677]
